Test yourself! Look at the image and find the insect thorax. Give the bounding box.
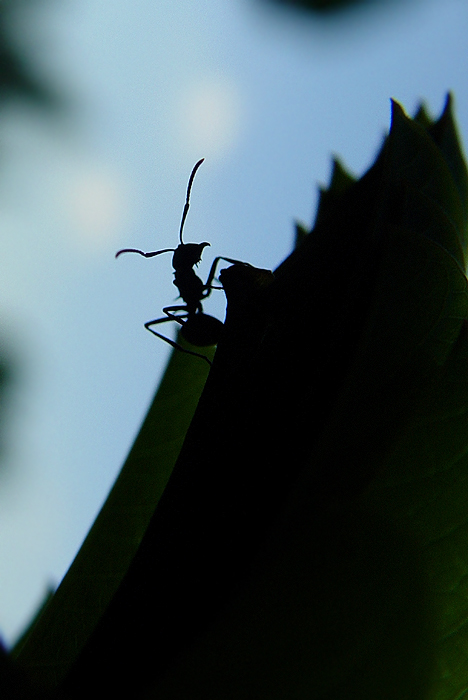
[173,268,205,309]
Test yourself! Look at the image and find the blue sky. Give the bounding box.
[0,0,466,644]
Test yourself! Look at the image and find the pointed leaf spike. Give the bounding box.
[414,102,433,130]
[294,221,309,249]
[389,98,409,134]
[329,157,356,193]
[428,92,468,248]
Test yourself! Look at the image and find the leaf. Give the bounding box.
[142,100,468,699]
[294,221,309,247]
[427,94,468,241]
[13,335,213,691]
[313,157,357,230]
[149,328,468,698]
[360,320,468,700]
[385,100,466,270]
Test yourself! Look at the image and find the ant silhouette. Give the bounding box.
[116,159,247,365]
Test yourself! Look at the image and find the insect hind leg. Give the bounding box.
[145,312,212,366]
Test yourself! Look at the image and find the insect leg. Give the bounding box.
[203,257,253,296]
[145,313,212,366]
[161,305,190,321]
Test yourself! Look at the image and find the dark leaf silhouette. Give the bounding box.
[261,0,412,17]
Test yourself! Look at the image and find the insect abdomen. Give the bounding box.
[181,313,224,347]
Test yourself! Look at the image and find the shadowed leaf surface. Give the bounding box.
[141,96,468,699]
[13,336,213,689]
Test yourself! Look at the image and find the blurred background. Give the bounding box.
[0,0,466,646]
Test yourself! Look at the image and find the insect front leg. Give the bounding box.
[203,257,253,296]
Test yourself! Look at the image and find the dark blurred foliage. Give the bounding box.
[0,363,16,474]
[0,0,58,107]
[0,0,59,473]
[0,352,15,461]
[261,0,413,16]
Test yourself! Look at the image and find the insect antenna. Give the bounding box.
[116,158,205,259]
[179,158,204,244]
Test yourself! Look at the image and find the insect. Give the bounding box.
[116,159,246,365]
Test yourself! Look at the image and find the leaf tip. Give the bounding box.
[389,99,408,130]
[329,157,356,191]
[414,102,433,129]
[294,221,310,248]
